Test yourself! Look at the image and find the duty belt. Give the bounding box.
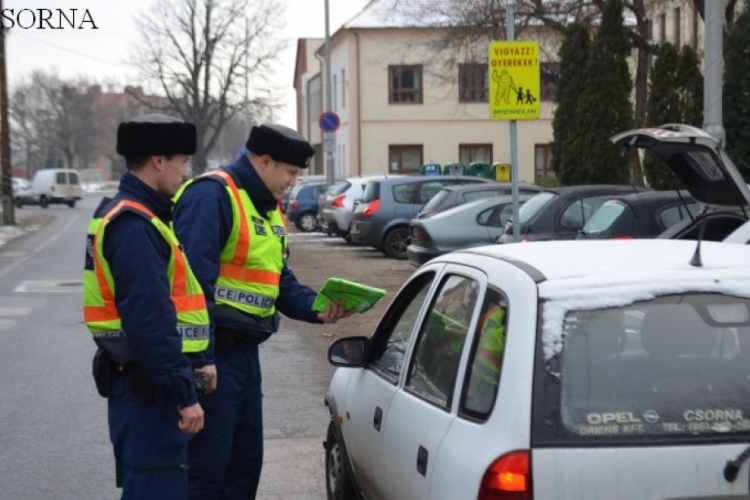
[215,286,276,309]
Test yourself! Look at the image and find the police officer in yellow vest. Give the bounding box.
[83,114,211,499]
[173,124,353,499]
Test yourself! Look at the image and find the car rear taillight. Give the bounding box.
[611,235,634,240]
[412,225,431,244]
[332,195,346,208]
[478,450,532,500]
[362,199,380,216]
[290,200,298,211]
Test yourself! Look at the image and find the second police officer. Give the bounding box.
[173,123,354,499]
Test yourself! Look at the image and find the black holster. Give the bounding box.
[92,348,111,398]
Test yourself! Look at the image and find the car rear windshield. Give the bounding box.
[581,200,627,234]
[421,189,451,213]
[533,293,750,445]
[362,181,380,203]
[518,191,557,224]
[328,181,351,197]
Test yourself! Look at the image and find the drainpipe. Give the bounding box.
[354,30,362,176]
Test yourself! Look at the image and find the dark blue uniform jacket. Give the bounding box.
[173,153,320,363]
[95,173,199,408]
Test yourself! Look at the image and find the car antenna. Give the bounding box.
[689,174,717,267]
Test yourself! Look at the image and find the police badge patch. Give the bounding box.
[254,224,267,236]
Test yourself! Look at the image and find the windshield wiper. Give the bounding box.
[723,444,750,482]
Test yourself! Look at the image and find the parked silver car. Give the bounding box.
[407,194,533,267]
[319,175,403,242]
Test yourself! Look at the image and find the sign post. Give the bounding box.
[319,111,340,182]
[489,5,539,242]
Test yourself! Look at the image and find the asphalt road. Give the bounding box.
[0,193,413,499]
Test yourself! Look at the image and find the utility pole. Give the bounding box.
[506,0,520,242]
[323,0,335,185]
[703,0,725,146]
[0,0,14,226]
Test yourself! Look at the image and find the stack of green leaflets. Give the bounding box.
[312,277,387,313]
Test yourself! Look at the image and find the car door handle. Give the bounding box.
[417,445,428,476]
[373,407,383,431]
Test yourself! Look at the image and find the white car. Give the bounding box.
[324,238,750,500]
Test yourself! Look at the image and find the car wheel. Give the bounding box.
[14,197,22,208]
[382,226,410,259]
[67,200,76,208]
[295,212,318,232]
[39,195,49,209]
[325,421,357,500]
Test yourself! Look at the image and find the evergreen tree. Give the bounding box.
[677,45,703,127]
[643,43,682,190]
[578,0,633,185]
[724,1,750,180]
[550,23,591,185]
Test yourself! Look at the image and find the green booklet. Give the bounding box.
[312,277,387,313]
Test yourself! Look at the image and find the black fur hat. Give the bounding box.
[246,124,314,168]
[116,114,197,156]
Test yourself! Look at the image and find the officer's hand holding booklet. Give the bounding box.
[312,277,387,313]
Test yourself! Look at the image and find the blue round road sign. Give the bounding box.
[319,111,340,133]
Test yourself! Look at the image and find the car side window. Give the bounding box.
[405,275,478,409]
[56,172,66,184]
[461,289,507,419]
[393,183,418,204]
[369,273,435,383]
[560,195,613,230]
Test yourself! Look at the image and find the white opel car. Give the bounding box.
[324,238,750,500]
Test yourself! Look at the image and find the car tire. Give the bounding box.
[295,212,318,232]
[67,200,76,208]
[14,197,22,208]
[382,226,410,259]
[325,421,357,500]
[39,195,49,209]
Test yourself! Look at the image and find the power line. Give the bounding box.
[10,31,126,67]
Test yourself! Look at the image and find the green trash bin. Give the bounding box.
[467,162,494,179]
[443,163,466,176]
[420,163,442,176]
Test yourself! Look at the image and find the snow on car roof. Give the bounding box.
[462,240,750,360]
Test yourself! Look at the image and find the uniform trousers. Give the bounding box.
[188,343,263,500]
[108,376,190,500]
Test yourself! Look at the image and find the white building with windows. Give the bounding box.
[294,0,563,182]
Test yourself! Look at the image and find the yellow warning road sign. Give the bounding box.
[489,41,540,120]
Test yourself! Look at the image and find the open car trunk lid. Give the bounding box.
[611,124,750,209]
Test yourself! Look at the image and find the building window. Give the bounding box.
[534,144,554,182]
[342,69,346,108]
[692,5,699,50]
[389,145,423,173]
[333,74,338,111]
[674,7,681,47]
[307,75,321,133]
[540,63,559,102]
[459,144,493,164]
[660,13,666,43]
[459,64,488,102]
[389,65,423,104]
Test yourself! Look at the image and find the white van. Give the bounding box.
[25,169,83,208]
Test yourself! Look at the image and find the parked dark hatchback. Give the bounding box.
[416,182,542,219]
[499,184,647,243]
[285,180,329,232]
[350,175,492,258]
[577,190,699,240]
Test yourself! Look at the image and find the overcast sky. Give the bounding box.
[5,0,369,128]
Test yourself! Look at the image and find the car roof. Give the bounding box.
[451,239,750,284]
[438,182,540,193]
[542,184,643,195]
[370,175,491,187]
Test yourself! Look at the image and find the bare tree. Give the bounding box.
[130,0,286,173]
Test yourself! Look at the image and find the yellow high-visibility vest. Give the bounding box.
[83,199,209,353]
[182,170,289,318]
